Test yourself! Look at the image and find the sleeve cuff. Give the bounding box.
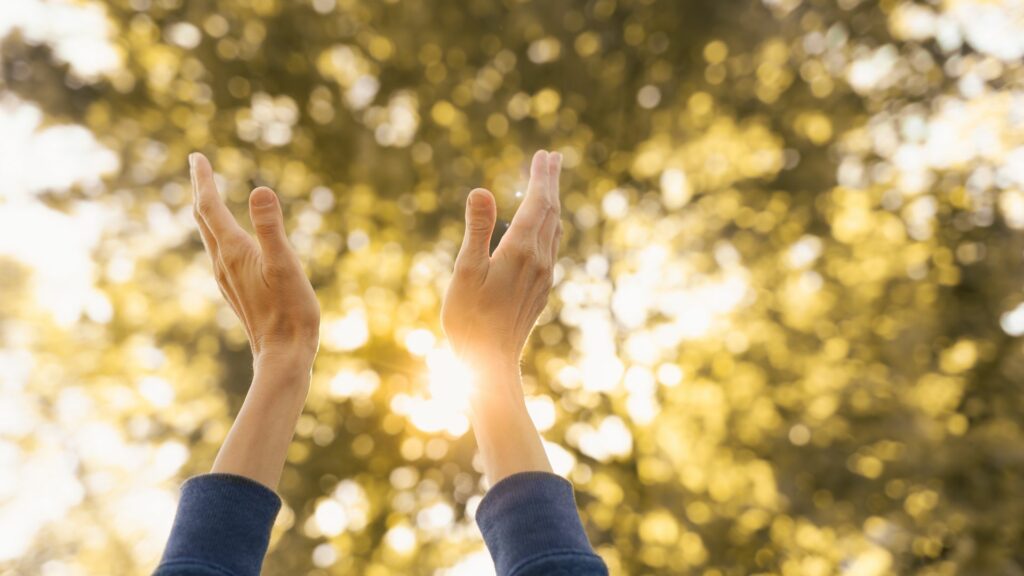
[475,471,599,576]
[159,473,282,576]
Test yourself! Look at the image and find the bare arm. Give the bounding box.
[189,152,320,490]
[441,150,562,484]
[441,152,606,575]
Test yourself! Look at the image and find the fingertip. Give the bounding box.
[190,154,218,201]
[191,152,211,173]
[531,150,549,173]
[250,186,277,208]
[468,187,495,208]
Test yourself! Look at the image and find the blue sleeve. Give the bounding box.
[476,472,608,576]
[153,473,282,576]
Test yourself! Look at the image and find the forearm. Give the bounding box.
[468,356,552,484]
[211,356,312,490]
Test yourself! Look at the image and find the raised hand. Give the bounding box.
[190,152,320,368]
[188,152,320,489]
[442,150,563,372]
[441,149,563,483]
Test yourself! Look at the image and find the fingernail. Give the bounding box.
[188,153,197,171]
[468,191,476,207]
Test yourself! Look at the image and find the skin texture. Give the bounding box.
[442,149,563,484]
[189,152,321,490]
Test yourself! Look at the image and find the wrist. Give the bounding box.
[463,354,526,410]
[253,349,315,381]
[255,340,316,369]
[466,364,532,444]
[454,348,551,483]
[459,348,520,379]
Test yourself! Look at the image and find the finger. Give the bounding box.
[539,152,563,262]
[190,152,246,243]
[538,211,559,268]
[453,188,497,279]
[193,191,220,263]
[248,186,296,269]
[548,151,562,211]
[189,160,252,329]
[506,150,552,239]
[193,189,251,338]
[549,220,562,266]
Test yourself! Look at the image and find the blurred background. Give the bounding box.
[2,0,1024,574]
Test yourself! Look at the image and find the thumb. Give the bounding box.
[455,188,496,275]
[249,187,292,263]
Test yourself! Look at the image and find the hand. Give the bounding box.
[190,152,321,489]
[441,150,562,483]
[442,150,563,373]
[189,152,321,370]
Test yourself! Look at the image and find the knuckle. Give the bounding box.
[544,198,559,215]
[526,250,545,269]
[254,220,279,238]
[513,241,540,262]
[468,218,492,233]
[453,258,480,278]
[263,262,285,278]
[535,260,553,280]
[196,198,216,217]
[220,245,244,269]
[214,267,229,286]
[264,258,292,278]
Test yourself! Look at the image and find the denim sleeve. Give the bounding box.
[153,473,282,576]
[475,472,608,576]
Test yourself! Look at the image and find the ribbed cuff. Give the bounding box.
[158,473,282,576]
[476,472,598,576]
